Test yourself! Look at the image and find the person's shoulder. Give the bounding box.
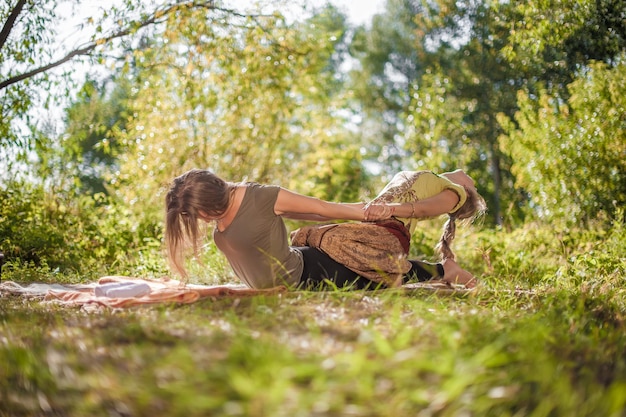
[244,182,279,190]
[243,182,281,199]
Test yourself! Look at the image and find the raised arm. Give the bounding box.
[275,188,392,222]
[364,189,461,220]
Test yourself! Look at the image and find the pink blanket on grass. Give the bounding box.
[0,276,286,309]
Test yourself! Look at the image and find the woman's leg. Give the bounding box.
[404,260,444,283]
[405,259,477,288]
[296,246,381,290]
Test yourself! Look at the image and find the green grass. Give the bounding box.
[1,221,625,416]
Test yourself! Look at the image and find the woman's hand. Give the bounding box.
[363,203,395,221]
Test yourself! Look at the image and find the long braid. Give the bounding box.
[435,185,487,261]
[436,215,457,261]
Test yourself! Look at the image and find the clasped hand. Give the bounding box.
[363,202,395,222]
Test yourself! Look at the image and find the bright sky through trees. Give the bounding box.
[330,0,385,24]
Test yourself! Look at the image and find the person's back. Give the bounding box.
[213,183,303,289]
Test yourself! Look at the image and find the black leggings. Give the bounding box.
[296,247,443,290]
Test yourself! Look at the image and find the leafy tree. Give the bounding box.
[495,0,625,224]
[501,0,626,97]
[1,0,55,150]
[346,0,517,224]
[395,0,520,225]
[499,61,626,224]
[354,0,625,226]
[0,0,263,152]
[285,5,372,202]
[348,0,428,174]
[105,4,372,222]
[47,77,130,195]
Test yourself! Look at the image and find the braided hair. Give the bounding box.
[435,186,487,261]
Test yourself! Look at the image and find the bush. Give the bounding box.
[499,60,626,224]
[0,180,167,280]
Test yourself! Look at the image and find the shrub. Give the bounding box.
[0,180,166,279]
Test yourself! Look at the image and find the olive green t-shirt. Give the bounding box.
[213,183,304,289]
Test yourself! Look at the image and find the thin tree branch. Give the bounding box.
[0,0,27,51]
[0,1,271,91]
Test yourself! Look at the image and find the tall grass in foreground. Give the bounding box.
[1,219,625,416]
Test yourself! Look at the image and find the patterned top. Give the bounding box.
[370,171,467,234]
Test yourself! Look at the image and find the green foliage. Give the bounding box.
[59,78,130,195]
[501,0,626,93]
[102,3,371,220]
[288,133,368,202]
[349,0,625,227]
[351,0,522,225]
[0,180,166,278]
[348,0,426,173]
[499,61,626,223]
[0,0,60,148]
[1,0,246,155]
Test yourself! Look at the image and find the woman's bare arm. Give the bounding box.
[364,189,460,219]
[275,189,390,221]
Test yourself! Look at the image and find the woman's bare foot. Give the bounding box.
[441,259,478,289]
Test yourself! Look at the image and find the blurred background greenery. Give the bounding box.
[0,0,624,279]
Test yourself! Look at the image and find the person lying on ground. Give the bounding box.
[292,169,487,289]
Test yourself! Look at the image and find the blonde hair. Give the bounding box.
[435,186,487,261]
[164,169,232,278]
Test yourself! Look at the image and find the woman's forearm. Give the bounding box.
[313,200,367,220]
[276,189,393,221]
[276,190,365,220]
[282,202,365,221]
[365,190,460,219]
[411,190,460,217]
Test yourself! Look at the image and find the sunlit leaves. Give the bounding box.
[499,0,626,95]
[499,61,626,223]
[0,0,226,152]
[106,3,367,221]
[0,0,61,148]
[405,72,471,170]
[58,78,131,195]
